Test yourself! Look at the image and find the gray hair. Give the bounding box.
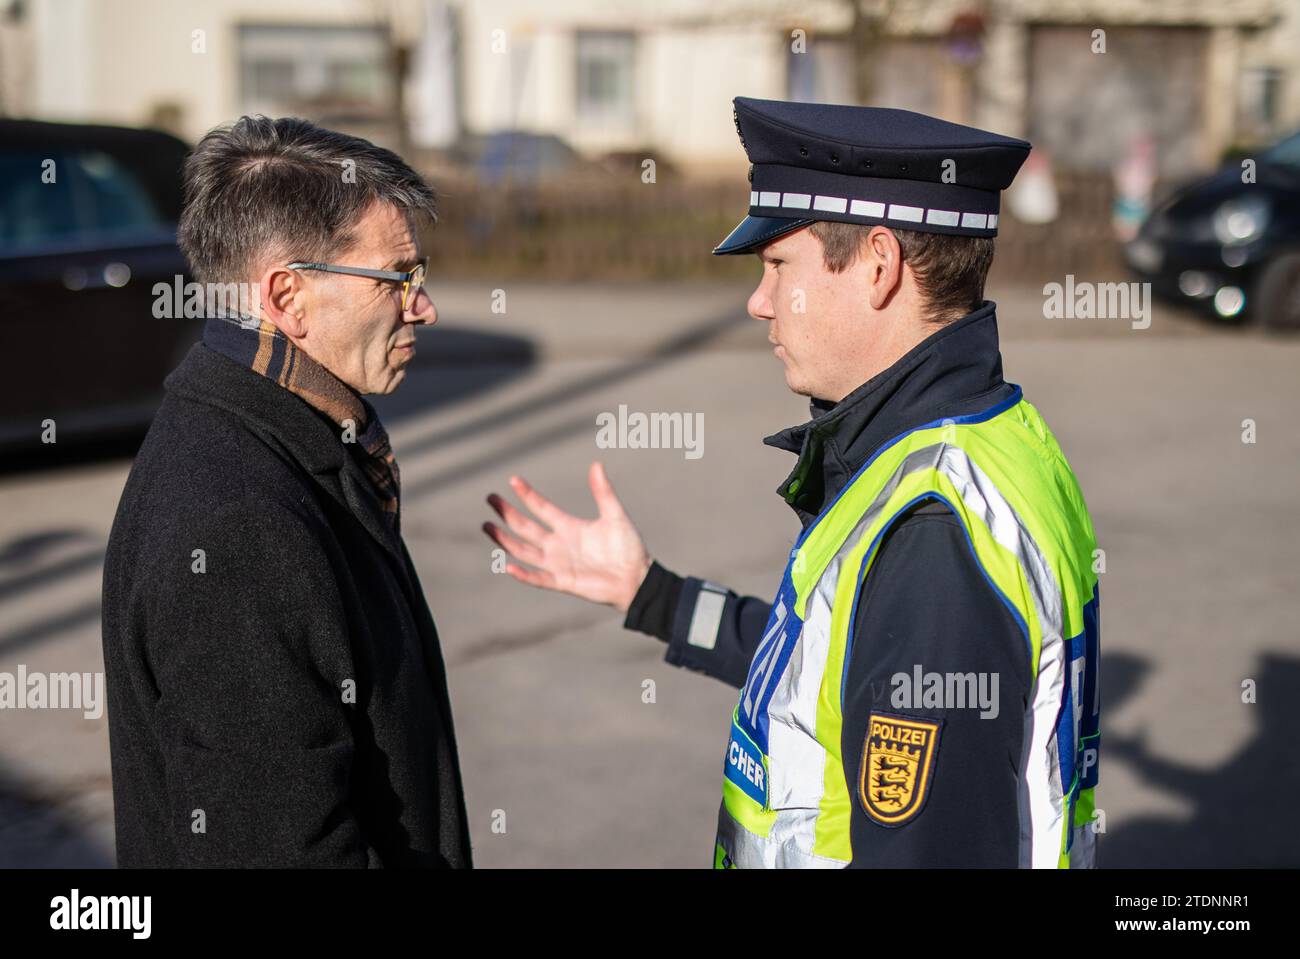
[177,116,436,284]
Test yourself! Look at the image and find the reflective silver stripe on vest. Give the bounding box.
[716,804,844,869]
[1069,819,1097,868]
[722,441,1070,867]
[927,443,1068,867]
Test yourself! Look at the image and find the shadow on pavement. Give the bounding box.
[389,306,748,500]
[0,767,114,868]
[0,529,104,659]
[1101,651,1299,867]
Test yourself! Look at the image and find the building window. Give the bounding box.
[787,35,854,104]
[1240,66,1283,139]
[239,25,391,121]
[576,30,635,125]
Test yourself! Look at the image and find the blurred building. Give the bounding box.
[0,0,1296,177]
[0,0,433,152]
[456,0,1299,176]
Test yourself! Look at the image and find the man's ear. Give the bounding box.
[260,266,307,339]
[864,226,903,311]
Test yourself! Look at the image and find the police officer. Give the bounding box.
[482,97,1101,869]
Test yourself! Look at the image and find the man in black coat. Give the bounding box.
[101,117,471,867]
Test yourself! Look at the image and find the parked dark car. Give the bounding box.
[0,119,198,451]
[1125,130,1300,330]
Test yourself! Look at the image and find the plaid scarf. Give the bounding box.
[203,315,401,532]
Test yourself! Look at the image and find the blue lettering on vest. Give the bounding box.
[1059,585,1101,849]
[738,576,803,751]
[724,716,768,807]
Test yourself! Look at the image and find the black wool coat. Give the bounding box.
[102,342,472,868]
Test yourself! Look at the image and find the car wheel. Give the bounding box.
[1251,251,1300,332]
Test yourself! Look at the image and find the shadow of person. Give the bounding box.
[1100,652,1300,867]
[0,767,114,868]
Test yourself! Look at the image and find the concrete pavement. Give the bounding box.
[1,277,1296,866]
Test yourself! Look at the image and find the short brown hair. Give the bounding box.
[179,116,436,284]
[808,220,994,323]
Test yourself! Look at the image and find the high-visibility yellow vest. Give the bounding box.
[715,388,1100,868]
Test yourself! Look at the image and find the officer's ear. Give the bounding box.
[863,226,904,311]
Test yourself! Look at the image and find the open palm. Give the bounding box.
[482,461,651,612]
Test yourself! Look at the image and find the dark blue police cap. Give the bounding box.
[714,97,1031,255]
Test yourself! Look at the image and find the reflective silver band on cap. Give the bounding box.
[747,192,999,234]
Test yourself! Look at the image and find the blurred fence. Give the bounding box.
[422,170,1128,282]
[995,171,1128,280]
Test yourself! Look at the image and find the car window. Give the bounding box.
[73,150,165,233]
[0,151,79,251]
[0,149,166,255]
[1262,132,1300,168]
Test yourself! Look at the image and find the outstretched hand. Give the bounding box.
[482,461,652,613]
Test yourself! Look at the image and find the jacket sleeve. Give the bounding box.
[842,501,1032,868]
[145,497,377,867]
[623,561,772,689]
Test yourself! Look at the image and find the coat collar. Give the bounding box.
[163,342,406,568]
[764,300,1017,524]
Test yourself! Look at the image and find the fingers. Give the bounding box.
[503,560,556,591]
[481,515,558,591]
[486,492,549,542]
[588,461,627,520]
[482,521,543,566]
[508,475,570,528]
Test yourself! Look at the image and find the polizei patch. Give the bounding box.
[859,712,942,827]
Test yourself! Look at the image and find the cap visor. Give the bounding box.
[712,214,815,255]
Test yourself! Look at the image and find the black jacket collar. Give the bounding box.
[163,343,406,568]
[764,300,1016,525]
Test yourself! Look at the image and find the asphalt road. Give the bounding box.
[1,277,1297,867]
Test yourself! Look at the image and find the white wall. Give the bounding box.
[455,0,806,168]
[24,0,424,142]
[10,0,1296,170]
